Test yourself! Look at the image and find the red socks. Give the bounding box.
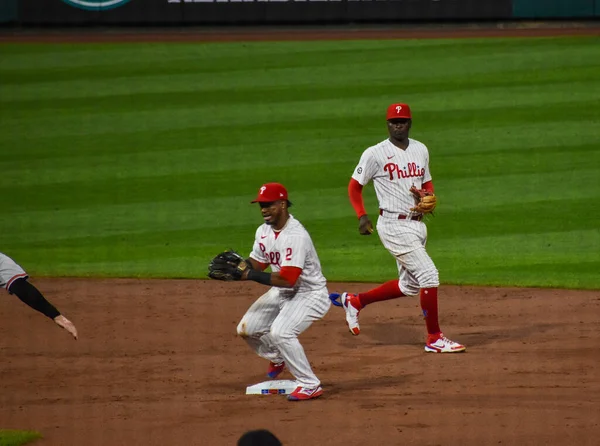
[357,280,405,308]
[420,287,441,335]
[356,283,442,338]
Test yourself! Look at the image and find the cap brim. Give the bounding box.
[250,198,291,204]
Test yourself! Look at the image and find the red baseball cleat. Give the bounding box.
[287,385,323,401]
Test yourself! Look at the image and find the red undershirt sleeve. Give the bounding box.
[279,266,302,287]
[422,180,434,194]
[348,178,367,218]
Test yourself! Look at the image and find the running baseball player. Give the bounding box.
[329,103,465,353]
[1,252,78,339]
[207,183,330,401]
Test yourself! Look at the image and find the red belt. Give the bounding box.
[379,209,422,221]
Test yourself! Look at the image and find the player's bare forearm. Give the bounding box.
[247,258,267,271]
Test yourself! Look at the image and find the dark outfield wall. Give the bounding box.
[3,0,599,25]
[16,0,512,25]
[513,0,599,18]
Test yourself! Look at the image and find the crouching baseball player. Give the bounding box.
[1,252,78,339]
[208,183,330,401]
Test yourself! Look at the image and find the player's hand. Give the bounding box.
[358,215,374,236]
[54,315,78,340]
[409,186,437,214]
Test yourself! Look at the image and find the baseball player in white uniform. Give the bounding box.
[1,251,78,339]
[330,103,465,353]
[235,183,330,401]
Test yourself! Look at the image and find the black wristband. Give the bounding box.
[247,269,272,286]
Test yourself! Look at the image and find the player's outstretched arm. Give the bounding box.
[8,278,78,340]
[53,315,79,340]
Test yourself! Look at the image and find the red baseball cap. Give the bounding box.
[386,103,412,120]
[251,183,289,203]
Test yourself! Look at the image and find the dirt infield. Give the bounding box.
[1,278,599,445]
[1,22,600,43]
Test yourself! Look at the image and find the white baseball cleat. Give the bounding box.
[424,333,465,353]
[340,292,361,336]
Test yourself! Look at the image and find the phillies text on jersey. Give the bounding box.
[352,138,432,215]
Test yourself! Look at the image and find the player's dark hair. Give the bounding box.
[238,429,282,446]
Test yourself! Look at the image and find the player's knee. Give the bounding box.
[417,267,439,289]
[268,327,294,346]
[237,320,251,338]
[400,282,420,297]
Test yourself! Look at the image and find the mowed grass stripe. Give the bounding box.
[3,152,597,213]
[437,143,600,177]
[3,131,598,209]
[0,186,354,243]
[5,73,600,119]
[2,117,598,164]
[2,92,599,147]
[432,229,600,289]
[1,37,598,102]
[0,37,594,75]
[4,138,596,188]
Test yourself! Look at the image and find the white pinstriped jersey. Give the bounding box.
[249,215,327,297]
[352,138,432,215]
[0,252,28,289]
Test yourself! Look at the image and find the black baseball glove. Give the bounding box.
[208,250,252,281]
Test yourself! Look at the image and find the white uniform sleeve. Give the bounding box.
[249,227,268,264]
[351,148,378,186]
[422,145,432,183]
[280,235,307,270]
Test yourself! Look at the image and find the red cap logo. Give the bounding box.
[251,183,289,203]
[386,103,412,120]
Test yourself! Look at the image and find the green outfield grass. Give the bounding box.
[0,36,598,289]
[0,430,41,446]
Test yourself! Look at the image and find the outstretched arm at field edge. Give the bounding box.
[9,278,60,318]
[8,278,78,340]
[53,315,79,340]
[348,178,366,218]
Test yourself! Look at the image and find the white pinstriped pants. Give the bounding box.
[237,287,330,388]
[376,217,440,296]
